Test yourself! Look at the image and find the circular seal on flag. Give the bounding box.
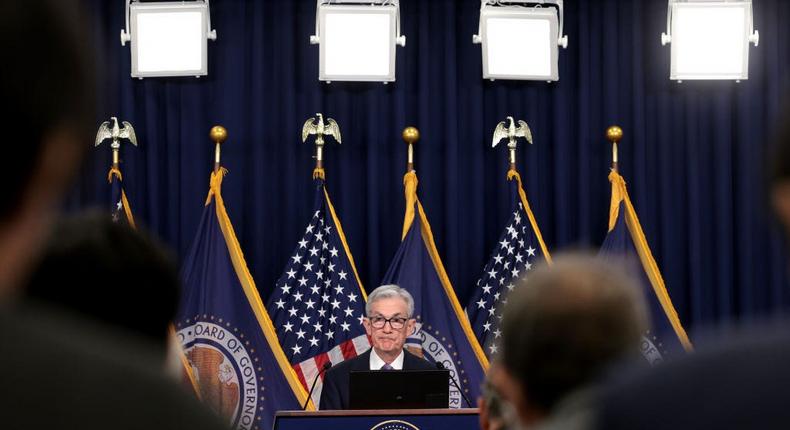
[405,322,465,408]
[640,331,665,365]
[177,320,262,430]
[370,419,420,430]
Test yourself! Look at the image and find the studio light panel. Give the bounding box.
[481,7,559,81]
[130,2,208,78]
[318,5,397,82]
[669,2,753,80]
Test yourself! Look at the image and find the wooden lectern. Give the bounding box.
[274,408,480,430]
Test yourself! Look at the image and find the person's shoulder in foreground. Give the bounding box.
[594,326,790,430]
[0,304,228,429]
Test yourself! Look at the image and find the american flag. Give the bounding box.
[267,177,370,408]
[467,172,550,357]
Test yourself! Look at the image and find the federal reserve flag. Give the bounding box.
[466,170,551,357]
[176,169,310,430]
[268,170,370,409]
[599,170,692,364]
[382,171,487,408]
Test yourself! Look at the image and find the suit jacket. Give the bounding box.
[318,348,435,410]
[0,305,226,430]
[596,327,790,430]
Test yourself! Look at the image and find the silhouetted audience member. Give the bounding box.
[594,98,790,430]
[25,211,179,362]
[490,254,647,430]
[0,1,224,428]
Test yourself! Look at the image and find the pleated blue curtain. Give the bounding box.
[69,0,790,335]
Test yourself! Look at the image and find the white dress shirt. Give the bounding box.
[369,348,405,370]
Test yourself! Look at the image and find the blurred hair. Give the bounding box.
[25,211,179,358]
[500,253,648,412]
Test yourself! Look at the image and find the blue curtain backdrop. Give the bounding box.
[70,0,790,336]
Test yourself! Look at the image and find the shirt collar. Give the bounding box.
[369,348,405,370]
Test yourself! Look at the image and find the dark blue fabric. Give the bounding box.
[600,201,686,362]
[381,208,485,408]
[176,194,302,429]
[72,0,790,338]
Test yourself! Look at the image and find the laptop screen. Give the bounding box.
[348,369,450,409]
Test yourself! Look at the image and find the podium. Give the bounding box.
[273,408,480,430]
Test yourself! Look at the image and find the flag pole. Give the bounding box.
[112,143,120,169]
[403,126,420,173]
[210,125,227,172]
[607,125,622,173]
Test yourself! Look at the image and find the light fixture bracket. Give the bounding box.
[310,0,405,47]
[473,0,568,49]
[661,0,757,47]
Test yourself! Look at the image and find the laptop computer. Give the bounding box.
[348,369,450,409]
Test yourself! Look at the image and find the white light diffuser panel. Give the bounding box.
[319,5,397,82]
[670,2,751,80]
[481,7,559,81]
[130,2,208,78]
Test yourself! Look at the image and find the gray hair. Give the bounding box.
[365,284,415,318]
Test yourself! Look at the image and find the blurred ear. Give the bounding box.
[773,183,790,235]
[488,364,530,426]
[478,397,490,430]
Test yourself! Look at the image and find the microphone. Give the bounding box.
[436,361,473,408]
[303,361,332,410]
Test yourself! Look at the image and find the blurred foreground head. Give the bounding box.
[26,211,180,359]
[492,253,647,428]
[0,0,95,296]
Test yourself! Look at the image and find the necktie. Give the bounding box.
[381,363,394,370]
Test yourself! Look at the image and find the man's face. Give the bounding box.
[362,297,416,356]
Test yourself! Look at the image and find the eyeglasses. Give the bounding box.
[368,316,408,329]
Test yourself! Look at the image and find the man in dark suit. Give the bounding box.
[319,284,435,410]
